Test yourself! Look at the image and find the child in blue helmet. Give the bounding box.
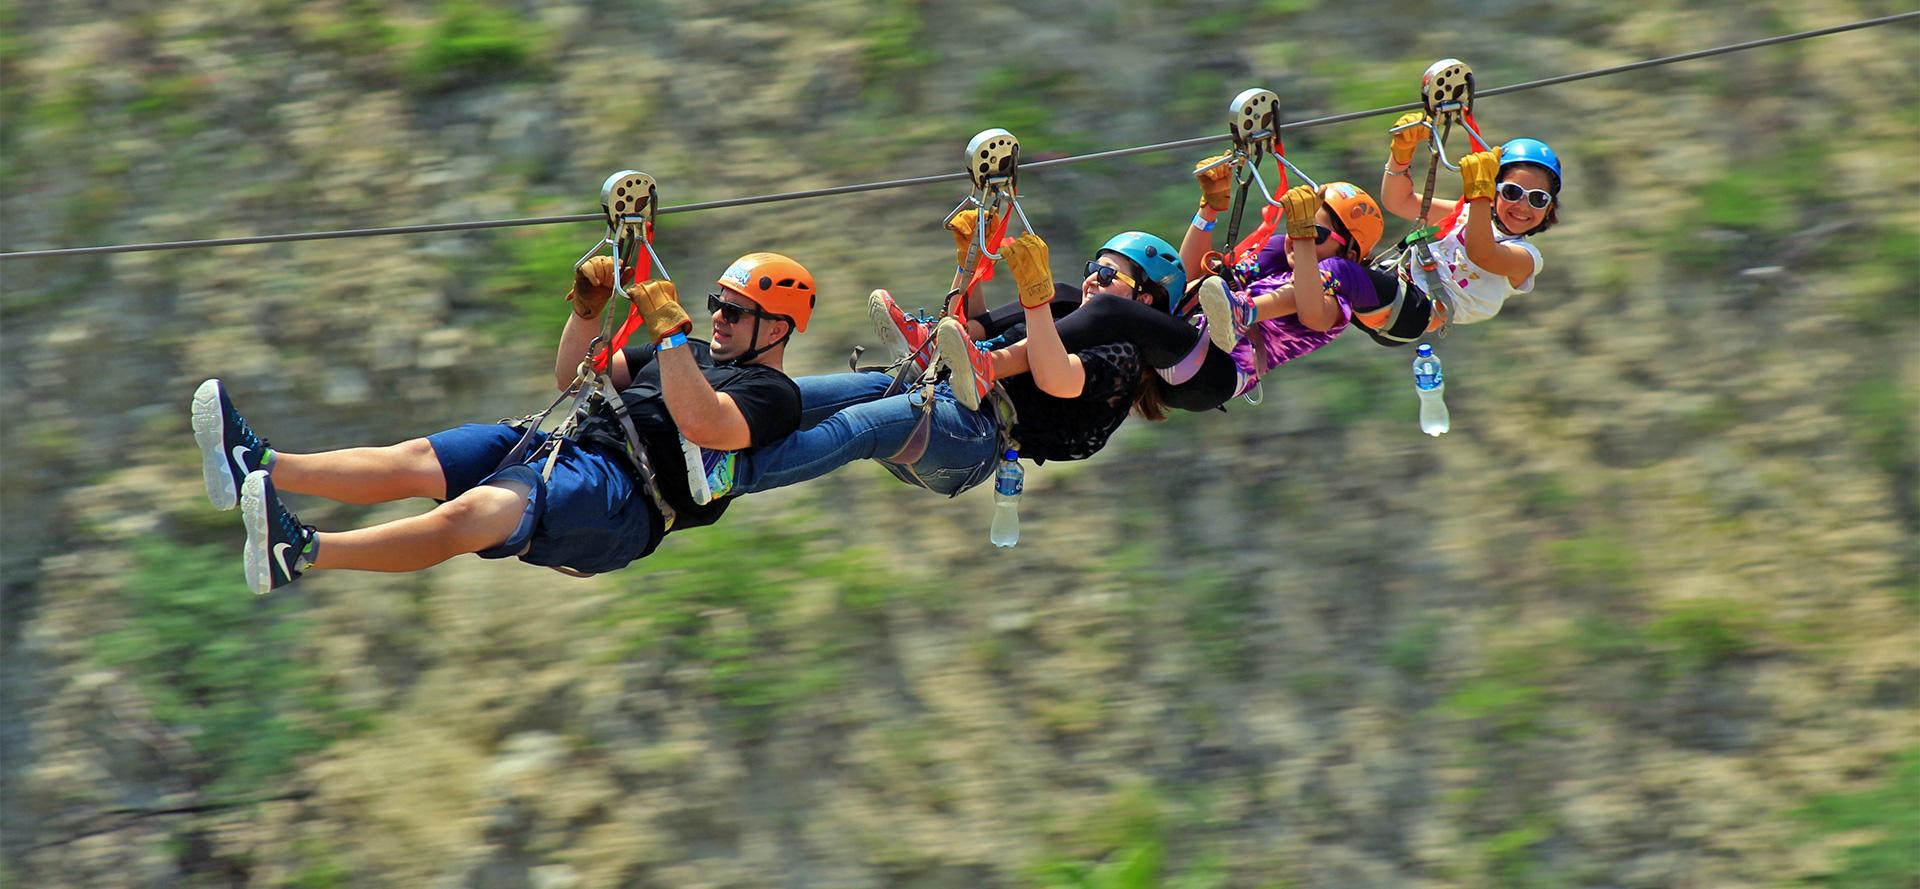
[1381,115,1562,326]
[921,225,1241,417]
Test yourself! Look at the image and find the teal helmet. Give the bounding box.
[1499,138,1562,192]
[1098,231,1185,312]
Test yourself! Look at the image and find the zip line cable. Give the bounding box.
[2,10,1913,263]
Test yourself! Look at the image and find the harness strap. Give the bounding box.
[600,372,677,531]
[494,385,577,473]
[1157,316,1213,386]
[883,388,936,466]
[877,374,1019,498]
[988,386,1020,456]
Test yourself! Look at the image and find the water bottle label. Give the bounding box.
[995,474,1023,497]
[1413,359,1443,390]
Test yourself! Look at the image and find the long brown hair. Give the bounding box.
[1134,371,1170,421]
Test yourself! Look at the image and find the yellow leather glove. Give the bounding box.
[1193,152,1234,211]
[630,280,692,343]
[998,233,1055,309]
[568,256,617,319]
[1460,148,1502,202]
[1389,112,1431,166]
[946,208,1002,267]
[1280,185,1321,239]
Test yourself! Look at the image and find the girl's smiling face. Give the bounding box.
[1494,164,1555,235]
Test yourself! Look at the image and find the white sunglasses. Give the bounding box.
[1497,181,1555,209]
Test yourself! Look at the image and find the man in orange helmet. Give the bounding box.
[190,253,813,592]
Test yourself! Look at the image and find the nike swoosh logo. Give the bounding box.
[231,445,252,476]
[273,542,296,580]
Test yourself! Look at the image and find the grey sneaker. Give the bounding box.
[1196,276,1252,353]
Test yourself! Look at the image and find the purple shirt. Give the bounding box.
[1228,254,1377,390]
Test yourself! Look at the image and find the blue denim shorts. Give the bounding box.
[427,423,658,575]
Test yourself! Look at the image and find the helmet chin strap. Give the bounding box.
[730,315,792,365]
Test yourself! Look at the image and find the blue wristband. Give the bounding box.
[657,332,689,350]
[1191,212,1216,232]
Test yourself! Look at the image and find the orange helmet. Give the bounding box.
[1319,182,1384,258]
[716,252,817,332]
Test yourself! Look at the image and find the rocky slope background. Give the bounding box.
[2,1,1915,886]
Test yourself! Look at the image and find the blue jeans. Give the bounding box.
[733,372,1000,497]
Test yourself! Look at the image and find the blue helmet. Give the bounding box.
[1499,138,1562,192]
[1098,231,1186,312]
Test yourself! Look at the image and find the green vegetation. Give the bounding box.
[1179,570,1264,681]
[1680,139,1831,270]
[406,0,542,92]
[289,838,352,889]
[1474,814,1566,889]
[972,64,1096,154]
[297,0,402,59]
[1440,644,1557,743]
[1307,353,1403,426]
[1791,749,1920,888]
[481,224,600,336]
[1385,617,1443,677]
[1842,372,1917,491]
[599,511,911,733]
[857,0,934,106]
[1031,784,1228,889]
[92,538,368,797]
[1646,597,1765,676]
[1546,525,1639,595]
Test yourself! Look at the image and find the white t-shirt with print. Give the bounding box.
[1426,203,1544,325]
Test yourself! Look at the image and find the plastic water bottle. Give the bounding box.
[989,449,1022,547]
[1412,343,1450,436]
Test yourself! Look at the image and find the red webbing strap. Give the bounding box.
[591,223,656,371]
[1226,144,1291,270]
[1462,111,1492,152]
[1432,199,1469,241]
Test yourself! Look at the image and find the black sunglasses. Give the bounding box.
[1497,181,1556,209]
[708,293,775,325]
[1083,259,1140,290]
[1310,225,1348,247]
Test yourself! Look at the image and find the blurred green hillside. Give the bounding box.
[2,1,1916,887]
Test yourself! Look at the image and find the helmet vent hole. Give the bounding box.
[758,276,773,290]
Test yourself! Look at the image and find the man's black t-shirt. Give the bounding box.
[575,341,801,552]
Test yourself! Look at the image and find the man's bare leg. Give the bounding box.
[309,481,528,573]
[273,438,449,504]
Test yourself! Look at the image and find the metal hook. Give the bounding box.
[1273,154,1319,190]
[1247,166,1288,209]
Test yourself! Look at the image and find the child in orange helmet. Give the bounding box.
[1183,172,1401,393]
